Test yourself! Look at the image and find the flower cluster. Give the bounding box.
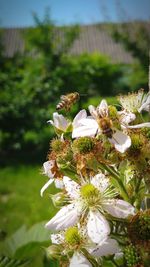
[41,90,150,267]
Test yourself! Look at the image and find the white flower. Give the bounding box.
[50,231,93,267]
[47,112,71,132]
[51,229,119,267]
[118,109,150,130]
[118,89,150,113]
[72,100,131,153]
[118,110,136,126]
[138,91,150,112]
[45,174,134,242]
[40,161,63,197]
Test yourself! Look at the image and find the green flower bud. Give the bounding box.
[72,137,95,154]
[46,244,61,259]
[50,192,66,208]
[128,210,150,242]
[124,244,141,267]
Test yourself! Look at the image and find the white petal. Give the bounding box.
[89,105,97,119]
[72,124,98,138]
[80,118,99,127]
[54,178,64,189]
[43,160,55,178]
[70,252,92,267]
[97,99,109,117]
[91,173,109,193]
[126,122,150,129]
[40,178,54,197]
[104,199,135,218]
[45,203,79,231]
[109,130,131,153]
[114,252,124,260]
[87,211,110,243]
[51,233,64,244]
[63,176,80,199]
[118,111,136,125]
[53,112,69,131]
[73,110,87,128]
[90,238,119,257]
[138,92,150,112]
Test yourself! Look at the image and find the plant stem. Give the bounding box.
[112,259,120,267]
[99,163,130,202]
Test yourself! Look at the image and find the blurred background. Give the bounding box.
[0,0,150,266]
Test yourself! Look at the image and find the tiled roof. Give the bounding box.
[1,24,135,63]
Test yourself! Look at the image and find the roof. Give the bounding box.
[0,24,135,63]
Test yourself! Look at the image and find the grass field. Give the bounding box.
[0,164,58,266]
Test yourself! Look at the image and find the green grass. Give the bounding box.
[0,165,57,235]
[0,165,58,266]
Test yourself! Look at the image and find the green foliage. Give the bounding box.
[110,21,149,91]
[0,256,28,267]
[0,11,148,163]
[0,222,60,267]
[111,21,150,66]
[2,222,50,257]
[0,165,58,267]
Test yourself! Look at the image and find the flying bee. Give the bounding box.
[56,92,80,111]
[98,117,113,138]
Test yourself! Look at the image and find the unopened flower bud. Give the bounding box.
[128,210,150,247]
[46,244,61,259]
[50,192,66,207]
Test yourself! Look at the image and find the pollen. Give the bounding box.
[65,227,81,246]
[80,184,100,207]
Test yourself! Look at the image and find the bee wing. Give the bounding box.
[60,95,67,100]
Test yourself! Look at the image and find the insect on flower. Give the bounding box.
[56,92,80,112]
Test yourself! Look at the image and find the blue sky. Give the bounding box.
[0,0,150,27]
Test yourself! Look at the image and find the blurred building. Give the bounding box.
[0,23,142,64]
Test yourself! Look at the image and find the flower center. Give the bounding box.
[80,184,101,208]
[65,227,81,246]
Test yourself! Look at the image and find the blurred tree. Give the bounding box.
[111,21,150,68]
[110,21,150,91]
[0,10,80,163]
[99,0,150,90]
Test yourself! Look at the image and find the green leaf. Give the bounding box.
[0,256,28,267]
[2,222,50,258]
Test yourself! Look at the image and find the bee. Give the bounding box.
[56,92,80,111]
[98,117,113,138]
